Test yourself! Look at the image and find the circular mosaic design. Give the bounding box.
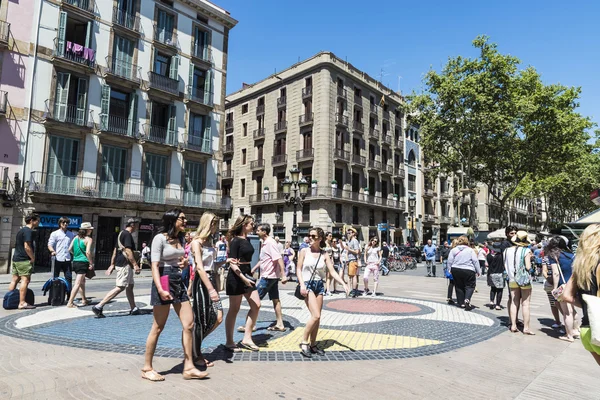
[0,294,506,362]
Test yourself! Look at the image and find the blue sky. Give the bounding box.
[219,0,599,128]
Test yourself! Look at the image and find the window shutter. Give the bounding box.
[85,20,92,49]
[128,92,138,137]
[55,72,70,121]
[75,78,88,126]
[58,11,67,56]
[188,62,194,97]
[170,54,179,81]
[167,105,177,145]
[204,69,212,104]
[203,117,211,152]
[100,84,110,131]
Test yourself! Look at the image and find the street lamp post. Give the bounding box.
[282,165,309,261]
[408,195,416,246]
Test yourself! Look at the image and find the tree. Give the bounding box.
[408,35,595,227]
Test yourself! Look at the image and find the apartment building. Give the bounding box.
[0,0,237,272]
[224,52,423,244]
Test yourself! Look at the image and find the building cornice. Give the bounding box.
[179,0,238,29]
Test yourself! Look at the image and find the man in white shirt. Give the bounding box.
[47,217,75,286]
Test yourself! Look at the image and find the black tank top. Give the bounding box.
[579,273,599,327]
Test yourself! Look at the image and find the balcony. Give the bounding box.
[440,191,452,200]
[302,86,312,99]
[183,133,212,154]
[142,123,178,146]
[112,7,140,33]
[274,121,287,133]
[104,56,141,84]
[249,191,287,205]
[299,113,314,127]
[0,91,7,115]
[277,96,286,107]
[370,104,378,114]
[190,42,212,66]
[222,142,234,155]
[225,120,234,131]
[253,128,265,140]
[44,100,93,128]
[250,159,265,171]
[354,94,362,105]
[439,216,452,224]
[148,71,179,96]
[368,159,382,170]
[382,163,394,175]
[52,38,96,70]
[303,186,408,210]
[396,139,404,150]
[423,188,435,198]
[395,116,402,126]
[185,87,213,107]
[395,166,406,177]
[423,214,436,223]
[222,170,234,180]
[62,0,95,17]
[153,26,178,49]
[334,148,351,162]
[337,87,347,98]
[272,154,287,167]
[0,21,10,48]
[256,104,265,115]
[352,154,366,166]
[353,121,364,133]
[335,114,349,127]
[383,135,392,145]
[99,114,138,137]
[368,127,379,140]
[296,148,314,162]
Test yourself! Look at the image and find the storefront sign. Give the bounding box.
[38,214,82,229]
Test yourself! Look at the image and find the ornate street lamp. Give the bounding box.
[408,195,416,245]
[282,165,309,261]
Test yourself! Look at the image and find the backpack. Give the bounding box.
[512,247,530,287]
[3,288,35,310]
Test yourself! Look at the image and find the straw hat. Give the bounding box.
[511,230,529,246]
[80,222,94,230]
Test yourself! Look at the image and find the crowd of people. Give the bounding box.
[7,211,600,380]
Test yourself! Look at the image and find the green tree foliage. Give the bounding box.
[408,35,596,226]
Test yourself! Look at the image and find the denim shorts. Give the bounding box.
[256,278,280,300]
[305,280,325,296]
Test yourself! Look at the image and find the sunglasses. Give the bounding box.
[309,234,319,240]
[178,216,187,222]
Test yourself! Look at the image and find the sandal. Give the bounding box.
[18,304,35,310]
[299,343,312,358]
[141,369,165,382]
[182,368,209,380]
[192,358,215,368]
[558,336,574,342]
[510,328,519,333]
[237,341,260,352]
[522,330,536,336]
[310,345,325,356]
[267,326,287,332]
[223,344,242,353]
[66,303,76,308]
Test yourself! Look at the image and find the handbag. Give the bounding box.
[85,268,95,279]
[551,255,567,301]
[294,251,322,300]
[582,267,600,346]
[513,247,531,287]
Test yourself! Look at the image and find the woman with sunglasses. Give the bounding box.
[224,214,261,352]
[363,237,382,296]
[190,212,224,368]
[329,237,344,293]
[297,228,349,358]
[142,209,207,381]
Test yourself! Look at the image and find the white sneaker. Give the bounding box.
[371,292,377,297]
[362,290,369,297]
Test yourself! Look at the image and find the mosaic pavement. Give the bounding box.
[0,291,505,362]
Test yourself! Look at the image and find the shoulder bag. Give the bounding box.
[294,251,322,300]
[514,247,531,287]
[551,255,567,301]
[582,265,600,346]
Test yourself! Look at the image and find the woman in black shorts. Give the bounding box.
[142,209,207,382]
[224,214,260,352]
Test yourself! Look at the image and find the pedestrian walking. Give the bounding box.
[477,244,488,275]
[66,222,94,308]
[363,237,382,296]
[329,237,345,293]
[345,227,361,297]
[486,243,505,310]
[8,213,40,309]
[423,239,437,277]
[324,232,335,296]
[215,235,227,291]
[441,241,454,304]
[92,218,141,318]
[140,242,151,268]
[283,241,295,280]
[47,217,75,286]
[223,214,260,352]
[142,209,206,381]
[545,236,579,342]
[542,254,563,330]
[297,228,349,358]
[561,224,600,366]
[504,231,535,335]
[447,235,481,310]
[190,212,224,368]
[380,241,390,276]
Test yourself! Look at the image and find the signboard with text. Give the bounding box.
[38,214,82,229]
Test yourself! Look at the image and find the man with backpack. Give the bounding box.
[92,219,140,318]
[7,213,40,309]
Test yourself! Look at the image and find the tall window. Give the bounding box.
[243,123,248,136]
[100,145,127,199]
[54,72,88,125]
[47,136,79,193]
[113,35,134,77]
[240,179,246,197]
[303,132,312,149]
[241,149,247,164]
[184,160,204,205]
[144,154,167,203]
[156,9,175,43]
[407,150,416,166]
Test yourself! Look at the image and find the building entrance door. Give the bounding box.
[95,216,122,270]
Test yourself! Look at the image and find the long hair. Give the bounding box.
[77,229,87,239]
[573,224,600,291]
[158,208,184,244]
[196,212,217,245]
[227,214,253,242]
[310,227,327,250]
[544,235,570,259]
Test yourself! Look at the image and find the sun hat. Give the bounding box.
[511,230,530,246]
[80,222,93,230]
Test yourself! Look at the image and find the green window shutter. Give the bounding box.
[193,26,200,56]
[55,72,71,121]
[85,20,92,49]
[144,154,167,204]
[47,136,79,194]
[202,31,209,59]
[100,84,111,131]
[167,105,177,145]
[204,69,212,104]
[128,93,138,137]
[170,54,179,80]
[203,117,211,153]
[184,161,203,206]
[100,145,126,199]
[76,78,88,126]
[57,11,67,56]
[188,62,194,96]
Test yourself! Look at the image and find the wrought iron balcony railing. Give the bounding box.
[299,113,314,126]
[191,41,212,64]
[99,114,138,137]
[45,100,93,127]
[112,7,140,31]
[296,148,314,161]
[105,56,141,83]
[185,87,212,106]
[142,123,178,146]
[153,25,178,48]
[148,71,179,95]
[274,121,287,133]
[53,38,95,68]
[63,0,95,15]
[333,148,351,161]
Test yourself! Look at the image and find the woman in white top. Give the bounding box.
[191,212,225,368]
[324,232,334,296]
[503,231,534,335]
[363,237,382,296]
[297,228,349,358]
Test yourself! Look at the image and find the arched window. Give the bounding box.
[407,150,416,166]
